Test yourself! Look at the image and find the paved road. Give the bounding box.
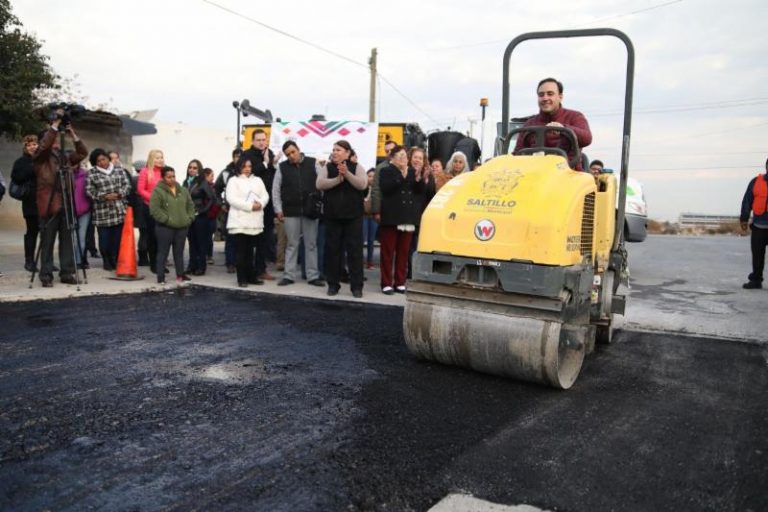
[625,235,767,342]
[1,289,766,511]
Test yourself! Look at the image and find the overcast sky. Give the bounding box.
[12,0,768,220]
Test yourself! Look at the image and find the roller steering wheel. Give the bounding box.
[507,126,582,170]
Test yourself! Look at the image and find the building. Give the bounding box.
[678,213,740,228]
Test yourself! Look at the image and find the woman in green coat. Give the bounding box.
[149,166,195,284]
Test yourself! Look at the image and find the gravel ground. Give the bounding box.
[1,287,766,511]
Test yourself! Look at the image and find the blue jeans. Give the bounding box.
[189,215,210,273]
[316,220,326,279]
[74,212,91,265]
[225,233,237,266]
[97,224,123,270]
[362,216,378,264]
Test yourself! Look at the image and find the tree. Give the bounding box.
[0,0,59,140]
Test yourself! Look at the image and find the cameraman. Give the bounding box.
[33,108,88,287]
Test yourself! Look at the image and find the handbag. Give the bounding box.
[9,180,30,201]
[303,191,323,220]
[207,202,221,220]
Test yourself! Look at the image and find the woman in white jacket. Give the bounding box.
[225,159,270,287]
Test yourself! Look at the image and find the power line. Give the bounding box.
[377,74,440,125]
[590,97,768,117]
[568,0,683,29]
[202,0,367,69]
[633,165,756,172]
[202,0,438,124]
[589,149,767,157]
[429,0,683,51]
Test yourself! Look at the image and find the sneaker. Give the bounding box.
[382,286,395,295]
[307,278,326,287]
[743,281,762,289]
[238,282,248,288]
[158,280,166,285]
[60,275,77,285]
[179,274,192,282]
[352,289,363,298]
[366,262,376,270]
[395,285,406,294]
[176,276,183,284]
[277,278,294,286]
[207,257,214,264]
[259,272,276,281]
[247,277,264,285]
[226,265,236,274]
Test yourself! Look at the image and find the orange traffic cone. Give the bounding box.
[110,206,145,281]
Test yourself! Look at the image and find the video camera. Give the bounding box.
[47,102,86,128]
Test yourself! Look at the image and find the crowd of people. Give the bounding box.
[3,76,766,295]
[6,77,656,295]
[4,124,471,296]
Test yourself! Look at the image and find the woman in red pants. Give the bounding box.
[377,145,424,295]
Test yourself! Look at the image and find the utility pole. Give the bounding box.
[479,97,488,163]
[467,117,477,138]
[368,48,377,122]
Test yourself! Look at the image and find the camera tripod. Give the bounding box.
[28,129,87,290]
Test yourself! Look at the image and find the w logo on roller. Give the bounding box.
[474,219,495,241]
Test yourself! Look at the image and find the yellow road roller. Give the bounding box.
[403,28,635,389]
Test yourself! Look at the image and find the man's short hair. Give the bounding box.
[590,159,604,169]
[282,140,299,152]
[537,77,563,94]
[232,148,242,158]
[23,135,38,146]
[252,129,266,139]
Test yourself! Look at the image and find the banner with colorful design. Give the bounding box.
[269,120,379,170]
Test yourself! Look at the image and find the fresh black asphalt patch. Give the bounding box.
[1,287,766,511]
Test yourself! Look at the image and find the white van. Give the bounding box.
[623,176,648,242]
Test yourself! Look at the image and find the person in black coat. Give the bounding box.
[407,147,435,279]
[316,140,368,298]
[11,135,40,271]
[239,129,278,280]
[377,145,424,294]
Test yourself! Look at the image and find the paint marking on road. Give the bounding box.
[428,494,550,512]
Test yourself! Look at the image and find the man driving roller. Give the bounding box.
[513,77,592,171]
